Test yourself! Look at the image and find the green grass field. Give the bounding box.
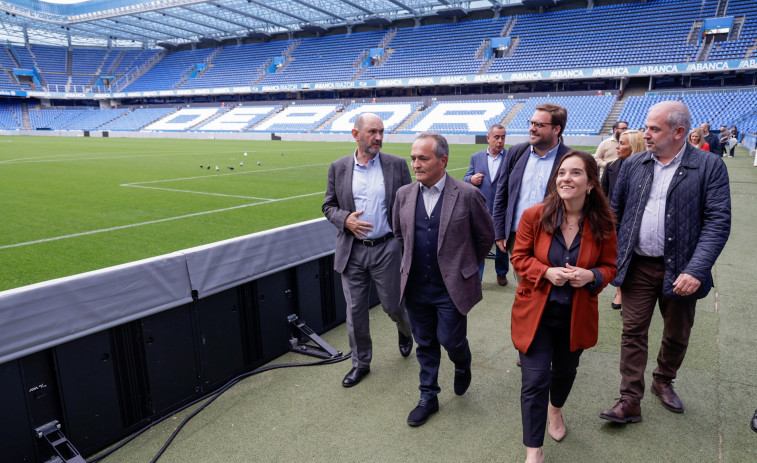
[0,136,596,292]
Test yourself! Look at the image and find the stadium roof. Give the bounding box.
[0,0,528,48]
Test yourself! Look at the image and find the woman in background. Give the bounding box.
[601,130,645,311]
[510,150,617,463]
[729,126,739,157]
[688,127,709,151]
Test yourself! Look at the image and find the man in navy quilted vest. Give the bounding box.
[600,101,731,424]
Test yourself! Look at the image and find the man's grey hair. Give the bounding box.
[415,131,449,159]
[649,101,691,133]
[488,124,506,136]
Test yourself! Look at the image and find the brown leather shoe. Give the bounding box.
[599,397,642,423]
[651,379,684,413]
[497,274,508,286]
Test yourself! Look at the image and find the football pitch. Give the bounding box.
[0,135,594,292]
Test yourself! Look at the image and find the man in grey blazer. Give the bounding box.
[393,132,494,426]
[322,113,413,388]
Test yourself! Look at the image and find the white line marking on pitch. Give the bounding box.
[125,184,273,200]
[122,163,330,185]
[0,191,325,250]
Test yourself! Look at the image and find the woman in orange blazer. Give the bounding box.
[510,150,617,463]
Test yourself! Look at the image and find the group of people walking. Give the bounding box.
[323,100,732,463]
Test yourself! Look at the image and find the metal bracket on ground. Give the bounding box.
[35,420,86,463]
[287,314,342,359]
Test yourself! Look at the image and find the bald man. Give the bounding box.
[600,101,731,424]
[323,113,414,388]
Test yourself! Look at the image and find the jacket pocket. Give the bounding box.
[461,263,478,279]
[515,287,533,299]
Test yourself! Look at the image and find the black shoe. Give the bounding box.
[611,302,622,310]
[399,331,413,358]
[407,397,439,426]
[454,367,472,395]
[342,367,370,388]
[752,409,757,433]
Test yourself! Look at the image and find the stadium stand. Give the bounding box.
[1,0,756,96]
[362,18,507,80]
[181,42,290,89]
[488,0,713,73]
[250,104,340,132]
[403,100,518,134]
[258,31,386,86]
[63,108,131,130]
[0,103,23,129]
[197,105,281,132]
[123,48,216,92]
[28,108,96,130]
[324,102,422,133]
[143,107,221,131]
[101,107,177,131]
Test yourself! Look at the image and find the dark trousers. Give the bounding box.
[520,310,582,448]
[478,245,509,280]
[619,253,697,401]
[405,299,471,400]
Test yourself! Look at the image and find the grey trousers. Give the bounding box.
[340,237,412,368]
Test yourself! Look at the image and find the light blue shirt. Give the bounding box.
[352,151,390,239]
[420,174,446,217]
[635,144,685,257]
[487,149,504,182]
[512,143,560,232]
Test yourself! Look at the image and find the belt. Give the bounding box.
[357,233,393,247]
[633,252,664,263]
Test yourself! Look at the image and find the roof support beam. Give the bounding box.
[209,2,290,30]
[289,0,346,21]
[244,0,310,23]
[107,18,185,39]
[160,10,232,34]
[132,14,205,36]
[385,0,418,14]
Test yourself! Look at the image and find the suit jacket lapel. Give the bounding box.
[480,152,491,182]
[403,183,418,249]
[576,222,596,269]
[341,154,356,212]
[438,173,458,249]
[380,152,394,213]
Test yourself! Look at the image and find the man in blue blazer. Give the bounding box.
[464,124,509,285]
[394,132,494,426]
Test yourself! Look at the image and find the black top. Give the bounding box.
[543,210,604,326]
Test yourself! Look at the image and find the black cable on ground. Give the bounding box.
[87,351,351,463]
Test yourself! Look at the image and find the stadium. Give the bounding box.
[0,0,756,462]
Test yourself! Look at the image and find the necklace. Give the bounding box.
[562,217,580,231]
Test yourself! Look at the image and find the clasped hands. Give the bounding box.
[544,263,594,287]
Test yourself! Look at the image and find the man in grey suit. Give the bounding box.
[393,132,494,426]
[322,113,414,388]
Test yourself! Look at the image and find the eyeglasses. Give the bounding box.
[528,120,556,129]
